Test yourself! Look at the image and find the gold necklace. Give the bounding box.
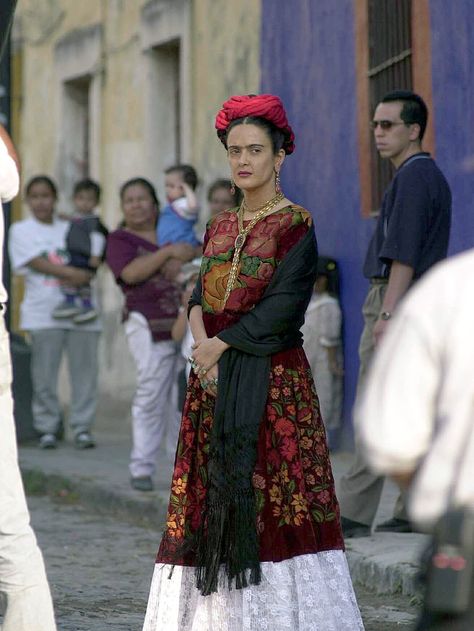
[222,191,284,307]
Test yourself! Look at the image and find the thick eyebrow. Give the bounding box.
[227,143,265,150]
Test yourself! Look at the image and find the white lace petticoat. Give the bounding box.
[142,550,364,631]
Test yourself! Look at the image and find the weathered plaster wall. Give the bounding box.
[191,0,261,217]
[14,1,102,194]
[11,0,262,401]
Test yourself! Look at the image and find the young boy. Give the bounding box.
[157,164,200,248]
[53,178,108,323]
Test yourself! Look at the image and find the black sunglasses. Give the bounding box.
[370,120,411,131]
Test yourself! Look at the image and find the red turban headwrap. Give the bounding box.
[215,94,295,154]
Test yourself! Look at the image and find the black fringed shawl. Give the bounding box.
[187,224,318,595]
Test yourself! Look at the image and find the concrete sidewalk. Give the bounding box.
[18,395,427,598]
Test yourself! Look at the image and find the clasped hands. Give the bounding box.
[188,336,228,398]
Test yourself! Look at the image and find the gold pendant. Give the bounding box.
[234,233,245,249]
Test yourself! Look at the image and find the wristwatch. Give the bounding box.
[380,311,392,321]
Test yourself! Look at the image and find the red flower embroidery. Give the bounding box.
[281,436,298,460]
[275,417,295,437]
[246,235,278,260]
[267,448,281,468]
[286,403,296,416]
[184,431,194,448]
[317,490,331,504]
[257,261,275,281]
[291,461,303,479]
[205,214,237,257]
[267,408,277,422]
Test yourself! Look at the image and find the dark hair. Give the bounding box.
[317,257,340,297]
[207,178,241,205]
[223,116,286,155]
[25,175,58,198]
[381,90,428,141]
[119,177,160,209]
[73,178,101,201]
[165,164,198,190]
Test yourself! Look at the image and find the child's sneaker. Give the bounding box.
[39,433,57,449]
[74,431,96,449]
[52,300,80,319]
[73,306,98,324]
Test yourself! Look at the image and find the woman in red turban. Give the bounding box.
[143,94,364,631]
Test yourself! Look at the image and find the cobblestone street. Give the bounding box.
[26,494,419,631]
[31,496,156,631]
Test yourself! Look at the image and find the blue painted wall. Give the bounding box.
[429,0,474,254]
[260,0,371,436]
[261,0,474,436]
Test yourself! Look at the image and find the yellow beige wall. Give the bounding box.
[13,0,260,224]
[191,0,261,193]
[11,0,261,398]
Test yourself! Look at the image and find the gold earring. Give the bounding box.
[230,179,236,195]
[275,169,282,194]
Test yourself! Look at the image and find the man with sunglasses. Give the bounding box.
[338,90,452,538]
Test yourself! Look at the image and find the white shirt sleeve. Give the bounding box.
[90,231,106,258]
[355,305,440,475]
[8,222,42,272]
[319,301,342,348]
[0,138,20,202]
[172,197,199,220]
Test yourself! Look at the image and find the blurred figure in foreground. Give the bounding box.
[356,251,474,630]
[0,125,57,630]
[302,257,343,446]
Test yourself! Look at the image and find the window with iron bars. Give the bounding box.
[368,0,412,214]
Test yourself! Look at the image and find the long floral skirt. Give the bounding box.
[143,347,364,630]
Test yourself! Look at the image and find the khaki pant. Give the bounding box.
[337,283,407,527]
[0,313,57,631]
